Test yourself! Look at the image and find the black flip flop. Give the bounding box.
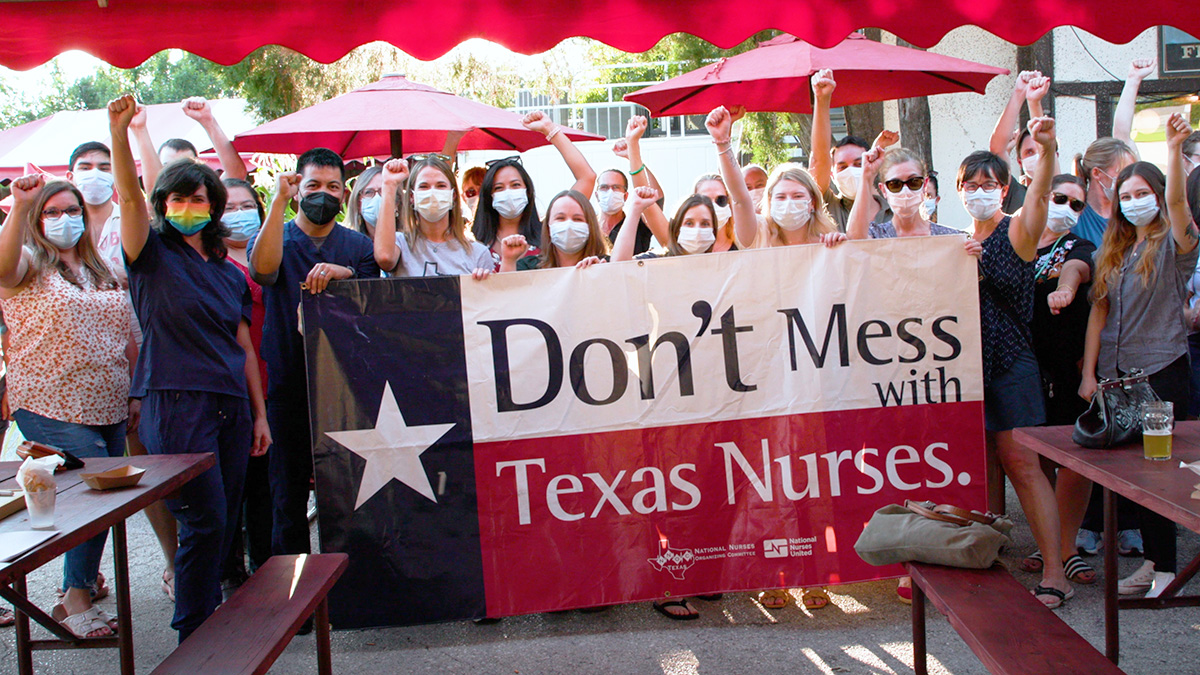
[653,599,699,621]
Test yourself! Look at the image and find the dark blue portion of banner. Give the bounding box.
[303,277,485,628]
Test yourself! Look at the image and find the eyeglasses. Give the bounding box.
[463,188,479,199]
[713,195,729,207]
[360,188,383,199]
[42,206,83,218]
[1051,192,1086,213]
[883,176,926,193]
[962,181,1003,193]
[485,155,523,169]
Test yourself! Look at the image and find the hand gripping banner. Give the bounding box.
[303,237,986,628]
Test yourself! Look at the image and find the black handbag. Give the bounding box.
[1072,369,1160,448]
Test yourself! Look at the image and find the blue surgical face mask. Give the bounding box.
[361,194,382,226]
[223,209,261,242]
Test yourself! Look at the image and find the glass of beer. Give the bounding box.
[1142,401,1174,461]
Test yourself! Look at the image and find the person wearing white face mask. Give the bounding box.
[498,190,607,272]
[1079,115,1200,599]
[0,176,134,639]
[847,146,972,242]
[611,187,719,263]
[594,168,654,256]
[960,117,1084,609]
[375,156,492,279]
[611,116,673,251]
[921,173,941,223]
[472,111,598,272]
[704,105,844,256]
[743,164,768,215]
[807,69,893,231]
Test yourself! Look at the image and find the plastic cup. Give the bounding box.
[1142,401,1174,461]
[24,488,55,529]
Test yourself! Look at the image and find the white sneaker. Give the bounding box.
[1118,560,1156,595]
[1146,571,1177,599]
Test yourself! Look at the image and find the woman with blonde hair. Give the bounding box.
[1072,137,1138,246]
[706,105,844,252]
[1079,114,1199,598]
[0,176,134,638]
[374,156,492,278]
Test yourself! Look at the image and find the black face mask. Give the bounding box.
[300,192,342,225]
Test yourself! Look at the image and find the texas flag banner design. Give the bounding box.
[303,236,986,628]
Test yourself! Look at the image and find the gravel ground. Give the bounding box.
[3,484,1198,675]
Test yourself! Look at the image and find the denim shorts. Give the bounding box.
[984,348,1047,432]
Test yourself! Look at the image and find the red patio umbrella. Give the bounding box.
[0,0,1193,70]
[233,74,603,159]
[624,33,1010,117]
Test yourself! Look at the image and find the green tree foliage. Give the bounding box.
[585,32,808,165]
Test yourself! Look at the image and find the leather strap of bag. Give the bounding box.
[905,500,972,526]
[933,503,999,525]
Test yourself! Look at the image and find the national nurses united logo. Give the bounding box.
[648,545,696,580]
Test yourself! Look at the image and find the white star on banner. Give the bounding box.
[326,383,455,509]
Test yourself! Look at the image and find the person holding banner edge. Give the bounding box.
[108,93,271,640]
[961,115,1077,608]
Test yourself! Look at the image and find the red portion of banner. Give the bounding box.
[475,401,986,616]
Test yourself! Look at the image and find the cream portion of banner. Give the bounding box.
[460,237,983,444]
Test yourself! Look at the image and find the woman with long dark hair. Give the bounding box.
[472,112,597,270]
[109,94,270,641]
[1080,114,1199,598]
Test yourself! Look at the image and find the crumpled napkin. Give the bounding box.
[15,455,63,493]
[1179,460,1200,499]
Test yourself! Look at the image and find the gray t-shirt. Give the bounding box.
[1099,238,1200,379]
[392,232,493,278]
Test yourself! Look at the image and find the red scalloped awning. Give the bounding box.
[0,1,1197,71]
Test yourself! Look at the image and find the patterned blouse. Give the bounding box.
[978,217,1035,386]
[1,265,131,425]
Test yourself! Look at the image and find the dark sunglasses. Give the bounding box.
[713,195,729,208]
[883,176,926,193]
[1051,192,1086,213]
[485,155,523,169]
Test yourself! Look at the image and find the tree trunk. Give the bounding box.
[842,29,885,143]
[896,38,934,172]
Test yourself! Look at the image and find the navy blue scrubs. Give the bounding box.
[249,220,378,555]
[127,226,253,641]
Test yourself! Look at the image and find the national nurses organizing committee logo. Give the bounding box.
[648,545,696,580]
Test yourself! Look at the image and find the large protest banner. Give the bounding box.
[303,236,986,628]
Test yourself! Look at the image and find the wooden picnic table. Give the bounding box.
[0,453,214,675]
[1015,422,1200,665]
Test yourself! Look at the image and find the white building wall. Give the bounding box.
[924,27,1020,229]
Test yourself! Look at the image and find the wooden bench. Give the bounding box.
[906,562,1124,675]
[151,553,349,675]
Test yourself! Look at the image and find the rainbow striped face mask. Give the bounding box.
[165,203,212,235]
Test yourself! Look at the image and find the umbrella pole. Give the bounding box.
[390,129,403,158]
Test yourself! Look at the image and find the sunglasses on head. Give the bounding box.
[1051,192,1086,213]
[485,155,523,169]
[406,153,452,166]
[883,176,926,193]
